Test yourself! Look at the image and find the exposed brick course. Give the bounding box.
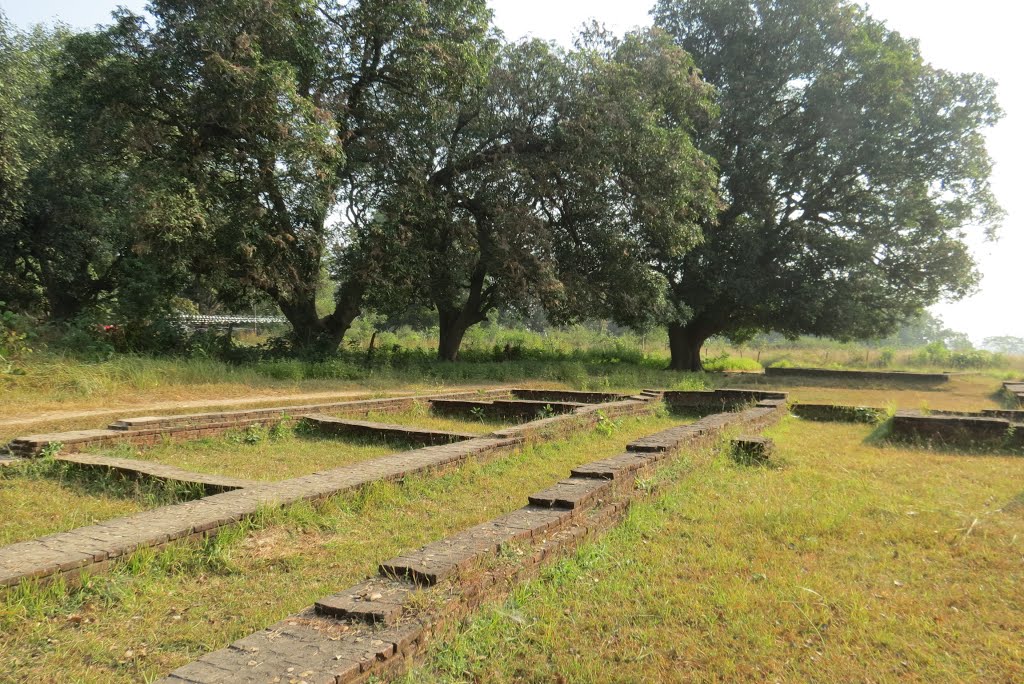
[890,410,1024,450]
[301,415,478,446]
[790,403,886,423]
[662,389,787,413]
[55,453,256,493]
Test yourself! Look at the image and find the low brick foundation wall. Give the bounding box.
[790,403,886,423]
[509,389,631,404]
[663,389,787,413]
[6,389,513,458]
[890,410,1024,450]
[764,367,949,385]
[0,397,659,591]
[1003,381,1024,407]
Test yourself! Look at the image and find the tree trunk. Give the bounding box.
[667,321,712,372]
[279,279,363,355]
[47,289,86,322]
[433,262,493,362]
[437,308,472,362]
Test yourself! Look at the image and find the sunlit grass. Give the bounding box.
[99,426,406,482]
[721,373,1006,412]
[406,419,1024,683]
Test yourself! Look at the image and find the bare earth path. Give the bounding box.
[0,387,501,430]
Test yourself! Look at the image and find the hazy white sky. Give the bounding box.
[3,0,1021,343]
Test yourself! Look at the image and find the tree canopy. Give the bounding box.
[653,0,1002,369]
[363,29,720,360]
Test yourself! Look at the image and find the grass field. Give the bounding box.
[0,412,680,683]
[404,418,1024,683]
[106,429,407,481]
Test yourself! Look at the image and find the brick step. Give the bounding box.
[528,477,613,510]
[570,452,653,480]
[315,577,413,626]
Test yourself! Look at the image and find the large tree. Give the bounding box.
[73,0,494,352]
[366,30,719,360]
[653,0,1003,370]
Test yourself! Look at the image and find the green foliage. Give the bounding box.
[363,28,719,360]
[908,342,1005,370]
[654,0,1003,370]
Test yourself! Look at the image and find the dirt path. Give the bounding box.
[0,388,499,430]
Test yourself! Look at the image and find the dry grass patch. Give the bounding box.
[405,418,1024,683]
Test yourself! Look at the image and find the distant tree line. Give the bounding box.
[0,0,1003,370]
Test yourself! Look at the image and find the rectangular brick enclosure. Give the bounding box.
[0,393,659,590]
